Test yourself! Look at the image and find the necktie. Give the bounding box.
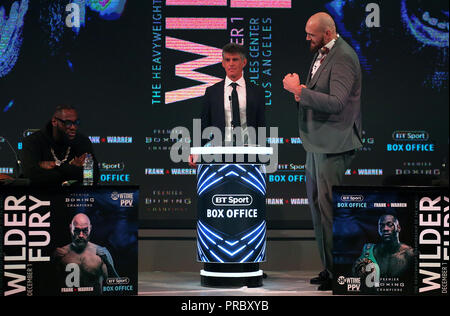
[230,82,241,128]
[319,46,330,64]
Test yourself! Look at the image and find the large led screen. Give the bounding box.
[1,0,448,228]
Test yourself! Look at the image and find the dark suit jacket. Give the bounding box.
[299,37,363,153]
[200,79,266,145]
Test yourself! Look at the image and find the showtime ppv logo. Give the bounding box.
[337,276,361,292]
[111,191,134,207]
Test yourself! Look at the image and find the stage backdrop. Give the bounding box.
[0,0,448,229]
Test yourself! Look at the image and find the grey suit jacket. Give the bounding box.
[298,37,363,153]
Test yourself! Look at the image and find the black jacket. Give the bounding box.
[200,80,266,146]
[20,122,99,185]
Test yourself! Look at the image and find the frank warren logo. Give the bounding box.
[111,191,134,207]
[340,195,364,202]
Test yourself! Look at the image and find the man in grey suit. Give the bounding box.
[283,12,363,291]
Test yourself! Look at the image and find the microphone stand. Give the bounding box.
[0,136,29,185]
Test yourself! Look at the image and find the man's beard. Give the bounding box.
[72,237,88,251]
[55,126,74,145]
[309,39,325,53]
[381,232,399,245]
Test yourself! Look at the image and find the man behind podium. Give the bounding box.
[189,43,266,167]
[20,104,99,185]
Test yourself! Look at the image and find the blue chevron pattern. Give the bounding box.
[197,220,266,263]
[197,164,266,196]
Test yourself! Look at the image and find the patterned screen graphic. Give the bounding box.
[0,0,448,229]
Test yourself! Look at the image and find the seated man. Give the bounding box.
[20,104,99,185]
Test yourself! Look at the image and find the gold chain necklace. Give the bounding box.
[50,147,71,166]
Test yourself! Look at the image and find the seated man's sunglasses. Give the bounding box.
[55,117,80,128]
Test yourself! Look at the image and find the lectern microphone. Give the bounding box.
[0,136,22,179]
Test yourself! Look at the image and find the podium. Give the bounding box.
[191,146,272,287]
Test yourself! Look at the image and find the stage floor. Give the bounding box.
[138,271,332,296]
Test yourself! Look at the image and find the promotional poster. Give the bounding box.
[333,186,448,296]
[1,186,138,296]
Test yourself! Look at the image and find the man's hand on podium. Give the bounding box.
[189,154,198,168]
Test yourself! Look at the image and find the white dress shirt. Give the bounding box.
[311,34,339,78]
[224,76,247,143]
